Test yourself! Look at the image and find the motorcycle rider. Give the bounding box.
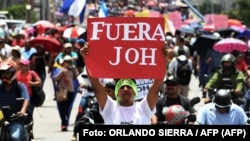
[204,53,245,104]
[196,89,248,125]
[0,60,30,141]
[151,75,196,125]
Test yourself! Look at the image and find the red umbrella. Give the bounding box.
[213,38,248,53]
[29,36,62,53]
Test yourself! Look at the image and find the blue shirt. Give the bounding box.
[196,103,248,125]
[0,80,30,114]
[20,47,37,60]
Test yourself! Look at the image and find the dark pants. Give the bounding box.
[56,91,75,126]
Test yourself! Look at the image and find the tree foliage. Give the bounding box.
[199,0,222,15]
[235,0,250,26]
[1,4,38,22]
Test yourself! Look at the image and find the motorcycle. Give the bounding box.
[0,98,32,141]
[75,96,104,125]
[246,111,250,125]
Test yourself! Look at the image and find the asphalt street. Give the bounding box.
[32,72,204,141]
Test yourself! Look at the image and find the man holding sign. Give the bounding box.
[80,17,169,124]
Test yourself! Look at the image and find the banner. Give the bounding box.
[204,14,228,30]
[78,125,249,138]
[86,17,165,79]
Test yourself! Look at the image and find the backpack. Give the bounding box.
[176,58,192,85]
[30,71,46,107]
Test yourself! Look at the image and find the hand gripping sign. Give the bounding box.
[86,17,165,79]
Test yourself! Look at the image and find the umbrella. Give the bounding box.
[63,27,86,39]
[193,34,221,56]
[146,0,157,7]
[183,18,199,25]
[33,20,55,28]
[213,38,248,53]
[179,25,195,34]
[29,36,62,53]
[214,27,241,37]
[227,19,242,27]
[236,30,250,40]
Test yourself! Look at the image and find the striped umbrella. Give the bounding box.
[63,26,86,39]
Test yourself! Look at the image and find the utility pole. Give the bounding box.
[48,0,56,23]
[26,0,32,23]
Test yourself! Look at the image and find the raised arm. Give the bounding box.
[147,47,172,110]
[80,43,107,110]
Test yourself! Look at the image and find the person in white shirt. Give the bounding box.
[173,37,190,58]
[168,49,193,97]
[0,37,12,62]
[80,43,168,125]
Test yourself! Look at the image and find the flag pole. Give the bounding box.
[92,0,99,17]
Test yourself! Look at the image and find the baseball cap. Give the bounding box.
[63,55,72,61]
[164,75,180,84]
[19,58,30,66]
[64,43,72,48]
[77,39,85,44]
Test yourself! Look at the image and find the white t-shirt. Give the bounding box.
[100,96,156,125]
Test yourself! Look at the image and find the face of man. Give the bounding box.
[118,85,134,103]
[115,79,137,106]
[165,81,180,96]
[215,105,230,113]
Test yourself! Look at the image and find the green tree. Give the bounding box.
[235,0,250,26]
[1,4,38,22]
[199,0,222,15]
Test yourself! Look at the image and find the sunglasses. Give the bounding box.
[64,61,72,64]
[166,83,178,86]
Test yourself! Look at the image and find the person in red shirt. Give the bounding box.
[11,32,25,47]
[231,50,250,77]
[16,58,42,139]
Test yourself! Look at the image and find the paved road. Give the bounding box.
[32,73,204,141]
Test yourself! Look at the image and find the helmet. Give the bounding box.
[220,53,235,71]
[221,53,235,64]
[164,105,189,125]
[213,89,232,108]
[0,60,17,84]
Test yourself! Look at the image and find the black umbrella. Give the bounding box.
[193,34,221,56]
[214,27,241,38]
